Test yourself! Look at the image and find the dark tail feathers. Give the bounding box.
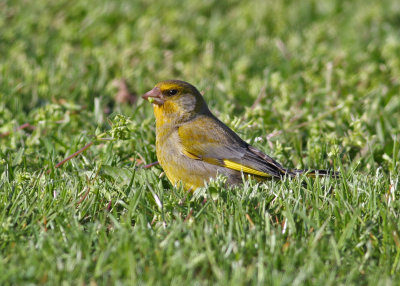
[292,169,339,178]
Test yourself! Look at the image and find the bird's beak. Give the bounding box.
[142,87,165,105]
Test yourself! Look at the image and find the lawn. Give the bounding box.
[1,0,400,284]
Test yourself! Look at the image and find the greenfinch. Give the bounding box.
[143,80,335,191]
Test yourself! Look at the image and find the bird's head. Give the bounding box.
[142,80,210,124]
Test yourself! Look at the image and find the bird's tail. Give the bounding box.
[291,169,339,178]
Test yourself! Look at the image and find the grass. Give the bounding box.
[1,0,400,284]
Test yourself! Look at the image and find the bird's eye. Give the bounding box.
[168,89,178,96]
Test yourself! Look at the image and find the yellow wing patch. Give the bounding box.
[223,160,272,177]
[181,147,271,178]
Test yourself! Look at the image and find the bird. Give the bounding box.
[142,80,336,191]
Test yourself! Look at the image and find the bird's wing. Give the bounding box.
[178,115,290,178]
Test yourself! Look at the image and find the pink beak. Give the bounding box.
[142,87,165,105]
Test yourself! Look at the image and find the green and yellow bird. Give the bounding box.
[143,80,335,191]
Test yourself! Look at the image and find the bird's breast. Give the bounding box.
[155,127,224,190]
